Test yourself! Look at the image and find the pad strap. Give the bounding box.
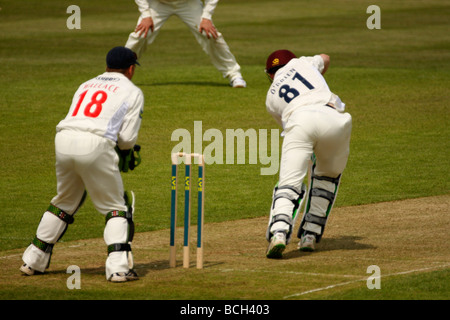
[268,214,293,240]
[303,212,327,226]
[32,237,54,253]
[47,204,74,224]
[270,214,293,226]
[311,173,341,184]
[105,210,128,223]
[107,243,131,254]
[272,185,305,209]
[311,188,335,203]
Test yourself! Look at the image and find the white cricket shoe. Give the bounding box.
[20,263,36,276]
[108,269,139,282]
[230,77,247,88]
[298,232,316,252]
[266,231,286,259]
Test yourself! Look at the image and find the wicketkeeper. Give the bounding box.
[20,47,144,282]
[264,50,352,258]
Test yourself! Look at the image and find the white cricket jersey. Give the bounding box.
[56,72,144,150]
[266,55,335,128]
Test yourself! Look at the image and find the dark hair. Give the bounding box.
[106,67,129,74]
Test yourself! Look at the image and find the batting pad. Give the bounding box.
[266,184,306,243]
[299,176,339,240]
[22,245,51,273]
[22,211,68,272]
[104,217,131,279]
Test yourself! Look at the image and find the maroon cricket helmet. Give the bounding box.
[265,50,297,76]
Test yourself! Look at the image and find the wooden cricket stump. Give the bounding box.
[170,152,205,269]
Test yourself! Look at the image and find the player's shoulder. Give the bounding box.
[80,72,144,98]
[298,55,324,68]
[107,72,142,93]
[124,78,145,100]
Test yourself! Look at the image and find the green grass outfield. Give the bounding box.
[0,0,449,302]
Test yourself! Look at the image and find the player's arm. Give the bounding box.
[115,89,144,172]
[135,0,151,18]
[134,0,154,37]
[319,54,330,75]
[304,54,330,75]
[201,0,218,20]
[199,0,219,39]
[117,90,144,150]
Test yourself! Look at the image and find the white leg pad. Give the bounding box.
[104,217,130,280]
[267,185,306,243]
[36,212,68,242]
[269,194,296,235]
[22,245,51,273]
[300,176,340,239]
[22,212,68,272]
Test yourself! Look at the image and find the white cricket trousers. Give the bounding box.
[125,0,242,80]
[22,130,130,279]
[52,130,126,215]
[270,104,352,237]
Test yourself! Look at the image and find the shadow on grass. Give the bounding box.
[133,260,225,276]
[283,235,376,259]
[42,259,225,278]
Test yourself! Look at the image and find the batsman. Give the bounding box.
[264,50,352,258]
[20,47,144,282]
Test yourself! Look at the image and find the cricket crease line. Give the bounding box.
[350,257,450,264]
[219,268,361,279]
[0,241,97,260]
[0,254,22,260]
[283,263,450,299]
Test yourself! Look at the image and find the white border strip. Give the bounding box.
[220,268,360,279]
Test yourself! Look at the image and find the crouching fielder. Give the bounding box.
[264,50,352,259]
[20,47,144,282]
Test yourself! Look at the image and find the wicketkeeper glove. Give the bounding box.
[115,145,141,172]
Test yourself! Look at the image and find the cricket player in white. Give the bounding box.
[264,50,352,258]
[125,0,246,87]
[20,47,144,282]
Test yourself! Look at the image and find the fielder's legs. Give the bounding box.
[178,0,244,82]
[125,1,173,58]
